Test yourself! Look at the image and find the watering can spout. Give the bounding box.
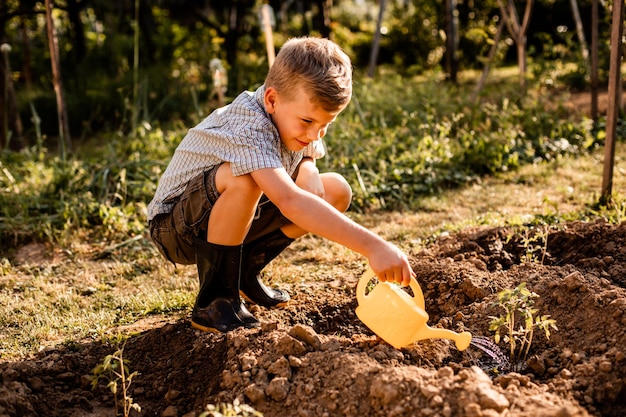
[411,326,472,351]
[355,268,472,351]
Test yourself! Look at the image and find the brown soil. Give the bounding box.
[1,218,625,417]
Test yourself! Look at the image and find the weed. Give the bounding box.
[517,225,550,264]
[91,336,141,417]
[488,283,557,371]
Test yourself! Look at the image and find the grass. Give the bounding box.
[1,140,624,360]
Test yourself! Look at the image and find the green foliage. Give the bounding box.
[201,399,263,417]
[0,126,180,251]
[320,72,598,211]
[7,0,615,144]
[488,283,557,371]
[0,72,610,253]
[91,338,141,417]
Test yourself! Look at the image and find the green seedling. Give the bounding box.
[516,225,549,264]
[488,283,557,371]
[91,339,141,417]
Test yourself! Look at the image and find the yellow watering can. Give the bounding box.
[355,268,472,351]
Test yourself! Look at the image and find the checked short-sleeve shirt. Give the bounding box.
[147,85,326,220]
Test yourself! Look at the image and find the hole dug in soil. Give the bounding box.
[1,219,625,417]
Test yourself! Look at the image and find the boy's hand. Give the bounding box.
[368,241,416,287]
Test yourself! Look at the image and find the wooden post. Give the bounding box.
[45,0,71,156]
[261,5,275,68]
[601,0,624,204]
[591,0,598,121]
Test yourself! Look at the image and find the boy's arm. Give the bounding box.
[294,157,324,197]
[251,167,414,285]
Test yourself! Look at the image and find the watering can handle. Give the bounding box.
[357,268,425,309]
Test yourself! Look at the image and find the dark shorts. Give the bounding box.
[149,164,292,265]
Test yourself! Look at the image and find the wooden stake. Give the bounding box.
[601,0,624,204]
[262,5,275,68]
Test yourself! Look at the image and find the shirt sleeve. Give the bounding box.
[303,138,326,160]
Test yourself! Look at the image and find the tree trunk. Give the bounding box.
[313,0,332,38]
[0,44,24,151]
[471,18,506,103]
[499,0,533,86]
[367,0,386,78]
[591,0,598,121]
[444,0,458,83]
[45,0,71,156]
[0,0,23,150]
[18,4,33,92]
[569,0,589,67]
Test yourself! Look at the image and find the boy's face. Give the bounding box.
[264,86,343,152]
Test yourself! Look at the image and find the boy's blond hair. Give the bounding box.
[264,37,352,112]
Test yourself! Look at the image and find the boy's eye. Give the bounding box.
[302,119,312,124]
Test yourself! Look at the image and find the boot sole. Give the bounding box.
[191,321,222,333]
[240,291,289,308]
[191,319,260,333]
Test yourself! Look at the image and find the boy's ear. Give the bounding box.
[264,87,278,114]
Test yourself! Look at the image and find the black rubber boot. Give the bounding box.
[240,229,294,308]
[191,238,260,333]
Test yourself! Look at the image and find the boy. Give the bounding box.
[148,37,415,333]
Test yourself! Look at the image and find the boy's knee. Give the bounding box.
[323,172,352,212]
[217,164,261,197]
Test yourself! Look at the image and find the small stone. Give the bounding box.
[244,383,266,404]
[164,389,181,403]
[267,356,292,379]
[265,377,290,401]
[464,402,482,417]
[478,384,509,411]
[239,354,258,371]
[420,384,439,399]
[28,376,44,391]
[560,348,573,360]
[288,325,322,350]
[288,355,303,367]
[274,334,307,356]
[598,361,612,372]
[437,366,454,378]
[162,405,178,417]
[429,394,444,408]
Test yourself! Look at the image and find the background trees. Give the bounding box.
[0,0,613,150]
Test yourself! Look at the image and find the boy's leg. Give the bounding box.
[192,163,263,331]
[167,163,262,332]
[150,163,263,332]
[191,238,259,332]
[206,163,263,244]
[240,171,352,307]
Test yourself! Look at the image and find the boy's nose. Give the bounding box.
[307,129,322,141]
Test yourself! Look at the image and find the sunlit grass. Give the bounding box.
[0,258,196,358]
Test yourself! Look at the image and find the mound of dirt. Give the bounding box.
[1,219,625,417]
